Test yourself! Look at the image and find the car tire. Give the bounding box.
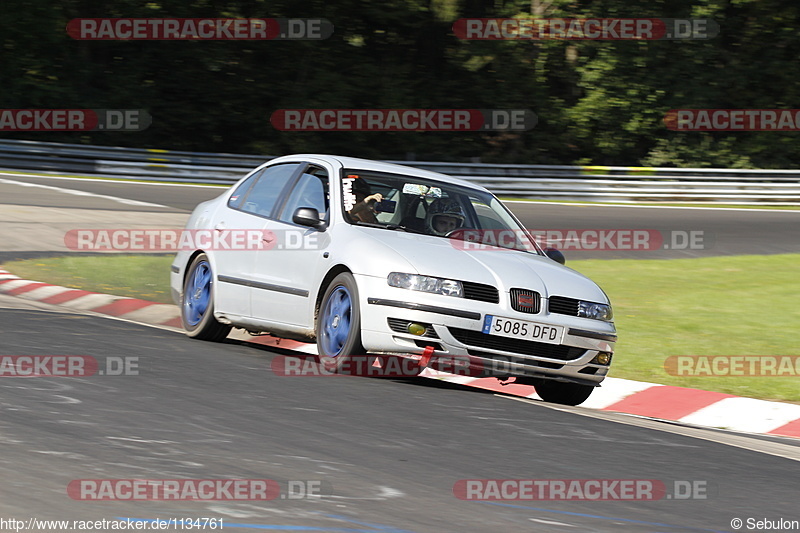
[534,380,595,406]
[316,273,365,364]
[181,253,231,342]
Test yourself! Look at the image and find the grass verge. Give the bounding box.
[3,255,174,304]
[3,253,799,402]
[570,255,800,403]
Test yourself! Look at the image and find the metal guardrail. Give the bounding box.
[2,138,800,203]
[0,139,264,184]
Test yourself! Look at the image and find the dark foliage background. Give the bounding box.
[1,0,797,167]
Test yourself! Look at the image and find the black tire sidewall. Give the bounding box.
[316,273,364,359]
[534,380,594,406]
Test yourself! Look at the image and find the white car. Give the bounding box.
[170,155,616,405]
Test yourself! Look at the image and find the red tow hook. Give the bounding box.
[418,346,435,368]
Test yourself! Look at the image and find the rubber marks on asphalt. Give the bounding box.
[426,373,800,439]
[2,267,799,439]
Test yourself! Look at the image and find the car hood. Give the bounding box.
[356,229,609,303]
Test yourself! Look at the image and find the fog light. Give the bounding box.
[407,323,426,336]
[592,352,612,365]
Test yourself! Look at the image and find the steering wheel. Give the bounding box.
[445,228,477,239]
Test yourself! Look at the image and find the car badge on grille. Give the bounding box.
[518,294,536,307]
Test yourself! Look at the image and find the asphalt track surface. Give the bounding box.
[2,173,800,260]
[1,304,798,532]
[1,172,800,532]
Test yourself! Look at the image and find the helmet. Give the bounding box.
[426,198,466,235]
[352,177,371,197]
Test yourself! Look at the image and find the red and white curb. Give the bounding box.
[3,268,799,440]
[420,371,800,439]
[0,269,181,329]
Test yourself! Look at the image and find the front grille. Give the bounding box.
[462,281,499,303]
[468,351,564,370]
[387,318,439,338]
[548,296,580,316]
[415,340,442,350]
[448,327,586,361]
[510,288,541,314]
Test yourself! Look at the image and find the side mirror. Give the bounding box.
[544,247,565,265]
[293,207,326,230]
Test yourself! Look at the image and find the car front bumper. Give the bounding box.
[355,274,616,386]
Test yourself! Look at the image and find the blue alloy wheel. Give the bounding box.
[319,286,352,357]
[184,259,212,327]
[181,253,231,341]
[316,273,364,360]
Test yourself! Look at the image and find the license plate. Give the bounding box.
[482,315,565,345]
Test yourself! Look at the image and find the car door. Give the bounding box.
[250,163,332,328]
[213,162,302,319]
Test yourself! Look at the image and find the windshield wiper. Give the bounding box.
[353,221,426,234]
[384,224,426,234]
[352,221,385,229]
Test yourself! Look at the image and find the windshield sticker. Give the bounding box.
[402,184,442,197]
[342,176,357,211]
[402,183,426,195]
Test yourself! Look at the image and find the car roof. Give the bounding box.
[270,154,489,192]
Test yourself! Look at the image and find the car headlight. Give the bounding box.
[578,301,613,321]
[387,272,463,298]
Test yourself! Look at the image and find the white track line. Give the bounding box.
[504,199,800,213]
[5,171,799,212]
[0,177,169,207]
[0,171,225,189]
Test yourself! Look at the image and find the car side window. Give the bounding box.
[227,171,261,209]
[279,168,329,224]
[239,163,301,218]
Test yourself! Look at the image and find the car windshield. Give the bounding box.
[341,169,541,254]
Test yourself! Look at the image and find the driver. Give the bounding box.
[426,198,466,235]
[348,177,383,224]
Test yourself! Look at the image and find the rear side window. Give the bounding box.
[238,163,301,218]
